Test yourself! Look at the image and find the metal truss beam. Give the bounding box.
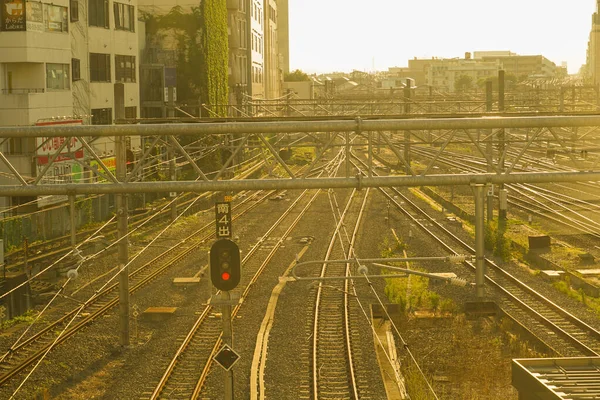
[2,171,600,196]
[5,115,600,138]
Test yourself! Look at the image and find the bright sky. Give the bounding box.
[289,0,596,75]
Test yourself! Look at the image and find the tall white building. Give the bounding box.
[0,0,141,210]
[0,0,140,127]
[249,0,264,97]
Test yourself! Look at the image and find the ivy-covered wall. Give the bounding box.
[144,0,229,116]
[200,0,229,114]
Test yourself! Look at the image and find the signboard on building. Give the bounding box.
[25,0,42,32]
[2,0,26,31]
[35,120,84,207]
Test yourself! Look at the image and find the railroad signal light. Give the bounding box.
[210,239,241,291]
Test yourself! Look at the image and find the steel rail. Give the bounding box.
[0,190,275,386]
[352,156,600,353]
[343,188,370,400]
[411,147,600,239]
[3,160,266,271]
[157,156,345,399]
[189,174,342,399]
[312,187,363,399]
[356,160,600,356]
[153,187,316,399]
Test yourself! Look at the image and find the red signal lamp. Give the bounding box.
[221,272,231,281]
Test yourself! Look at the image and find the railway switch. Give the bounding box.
[209,239,241,291]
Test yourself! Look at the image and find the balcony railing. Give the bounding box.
[1,88,45,94]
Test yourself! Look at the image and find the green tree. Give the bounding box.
[284,69,310,82]
[454,74,474,92]
[477,73,519,91]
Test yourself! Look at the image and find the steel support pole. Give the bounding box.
[367,130,373,178]
[222,291,234,400]
[168,144,176,221]
[69,195,76,250]
[116,135,129,347]
[345,131,350,178]
[486,80,494,222]
[498,70,507,221]
[473,184,486,298]
[404,131,411,175]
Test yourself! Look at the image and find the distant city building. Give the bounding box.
[478,54,557,79]
[426,59,500,92]
[387,50,559,93]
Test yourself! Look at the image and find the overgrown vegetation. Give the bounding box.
[484,220,511,261]
[380,236,456,314]
[1,309,38,330]
[284,69,311,82]
[143,1,229,115]
[554,279,600,317]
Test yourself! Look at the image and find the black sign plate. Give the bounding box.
[215,202,232,238]
[213,344,240,371]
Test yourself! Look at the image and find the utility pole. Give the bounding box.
[485,80,494,222]
[222,291,234,400]
[497,70,507,221]
[116,134,129,347]
[473,184,486,298]
[403,79,412,175]
[69,195,77,250]
[168,142,177,221]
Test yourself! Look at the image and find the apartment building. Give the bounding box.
[475,51,557,78]
[249,0,264,97]
[0,0,140,127]
[0,0,141,210]
[227,0,249,105]
[426,59,500,92]
[263,0,281,99]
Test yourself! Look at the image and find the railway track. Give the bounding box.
[148,152,347,399]
[4,160,266,274]
[0,188,276,387]
[306,186,373,399]
[353,156,600,358]
[412,147,600,239]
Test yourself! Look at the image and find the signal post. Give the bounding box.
[210,200,241,400]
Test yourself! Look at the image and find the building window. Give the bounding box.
[90,53,111,82]
[70,0,79,22]
[46,63,70,90]
[125,106,136,119]
[114,2,134,32]
[72,58,81,81]
[115,55,135,82]
[91,108,112,125]
[44,4,68,32]
[89,0,109,28]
